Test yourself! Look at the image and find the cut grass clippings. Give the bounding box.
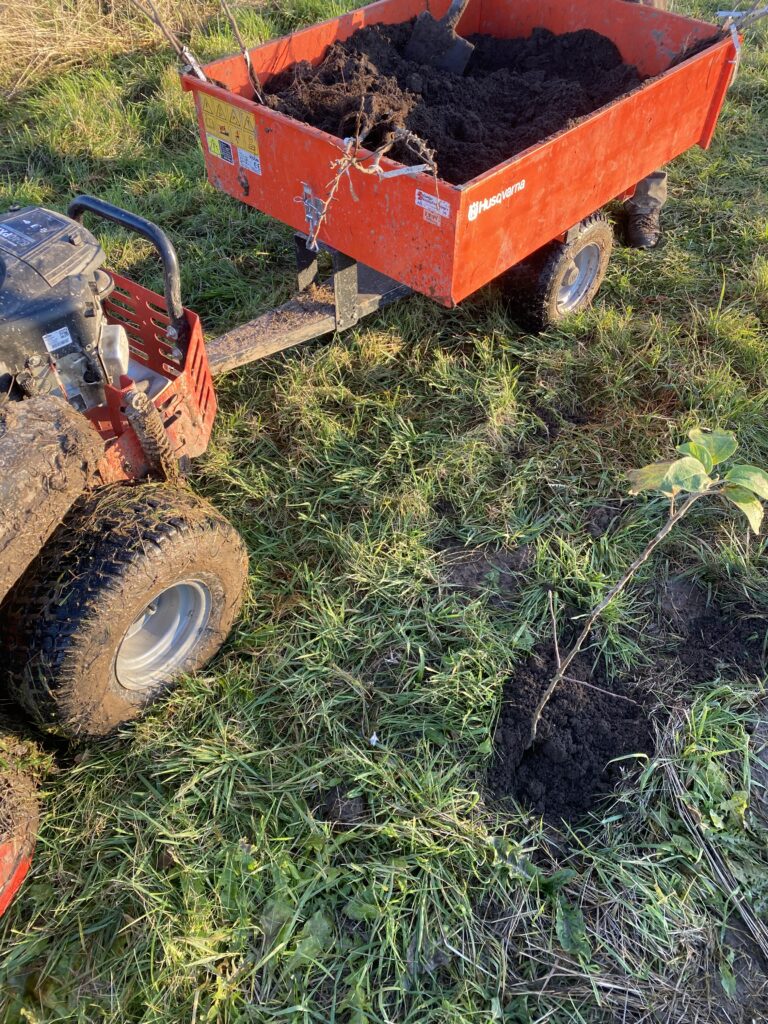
[1,0,768,1020]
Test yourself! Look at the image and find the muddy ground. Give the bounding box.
[488,649,654,822]
[265,23,643,184]
[0,758,39,846]
[487,582,768,822]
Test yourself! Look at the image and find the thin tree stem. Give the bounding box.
[528,490,706,746]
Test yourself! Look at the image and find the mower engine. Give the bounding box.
[0,194,215,485]
[0,205,130,410]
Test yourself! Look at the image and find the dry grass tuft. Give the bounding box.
[0,0,216,96]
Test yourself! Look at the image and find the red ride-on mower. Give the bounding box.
[0,197,248,914]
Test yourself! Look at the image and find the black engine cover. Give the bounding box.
[0,205,110,397]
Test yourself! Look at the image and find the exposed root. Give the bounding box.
[305,106,437,250]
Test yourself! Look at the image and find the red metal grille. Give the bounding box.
[86,273,216,483]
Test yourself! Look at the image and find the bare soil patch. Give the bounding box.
[438,540,534,607]
[585,501,625,539]
[488,650,654,822]
[265,22,643,185]
[318,784,367,832]
[489,588,768,823]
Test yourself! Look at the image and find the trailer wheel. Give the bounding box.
[0,484,248,738]
[501,213,613,332]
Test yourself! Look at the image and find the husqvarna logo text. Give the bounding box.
[468,179,526,221]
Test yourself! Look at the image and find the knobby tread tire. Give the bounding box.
[502,213,614,332]
[0,483,248,738]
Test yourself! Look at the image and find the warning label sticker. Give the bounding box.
[0,224,31,253]
[415,189,450,219]
[42,326,74,354]
[206,134,234,164]
[0,210,64,255]
[200,94,259,153]
[237,147,262,175]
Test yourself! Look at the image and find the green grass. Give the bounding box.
[1,2,768,1020]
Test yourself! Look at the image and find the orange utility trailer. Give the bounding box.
[183,0,736,343]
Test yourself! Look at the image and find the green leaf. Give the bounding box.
[660,457,713,496]
[669,833,699,858]
[709,808,726,830]
[724,464,768,501]
[345,897,380,923]
[627,460,676,495]
[720,958,737,1000]
[290,910,334,968]
[261,897,295,950]
[676,441,714,474]
[688,427,737,466]
[555,896,591,961]
[720,791,748,827]
[723,484,764,534]
[540,868,577,894]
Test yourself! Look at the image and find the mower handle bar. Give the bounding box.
[67,195,185,331]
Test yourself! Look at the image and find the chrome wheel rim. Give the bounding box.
[556,243,602,314]
[115,581,212,692]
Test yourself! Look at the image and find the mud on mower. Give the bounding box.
[0,197,250,912]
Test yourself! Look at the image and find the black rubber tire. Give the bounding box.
[0,484,248,738]
[500,213,614,332]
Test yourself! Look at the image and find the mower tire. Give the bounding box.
[501,213,614,332]
[0,484,248,738]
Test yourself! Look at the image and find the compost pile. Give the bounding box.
[264,22,643,184]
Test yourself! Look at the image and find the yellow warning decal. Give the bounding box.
[206,135,234,163]
[200,94,259,153]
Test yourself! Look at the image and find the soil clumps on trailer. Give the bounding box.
[488,591,768,823]
[264,22,643,185]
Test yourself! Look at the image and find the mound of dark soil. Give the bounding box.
[677,606,768,680]
[489,592,768,824]
[264,22,643,185]
[488,652,654,823]
[318,784,367,832]
[585,501,625,539]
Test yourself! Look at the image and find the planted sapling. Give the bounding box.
[529,428,768,745]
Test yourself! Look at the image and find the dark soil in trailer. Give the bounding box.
[487,587,768,823]
[264,22,644,185]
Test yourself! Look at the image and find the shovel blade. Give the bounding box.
[433,35,474,74]
[404,11,475,74]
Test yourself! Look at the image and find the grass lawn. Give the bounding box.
[1,1,768,1020]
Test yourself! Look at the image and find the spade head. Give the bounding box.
[404,10,475,74]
